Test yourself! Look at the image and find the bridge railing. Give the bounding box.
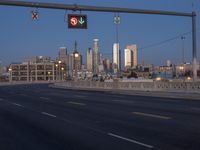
[52,80,200,93]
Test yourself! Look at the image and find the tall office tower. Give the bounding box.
[124,49,133,68]
[87,48,94,72]
[113,43,121,73]
[72,41,82,71]
[59,47,68,64]
[126,44,137,67]
[93,39,100,74]
[68,54,73,78]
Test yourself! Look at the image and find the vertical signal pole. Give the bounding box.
[192,12,197,81]
[114,14,120,72]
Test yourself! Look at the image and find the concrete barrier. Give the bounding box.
[52,80,200,93]
[0,81,51,86]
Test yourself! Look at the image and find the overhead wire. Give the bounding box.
[138,31,192,51]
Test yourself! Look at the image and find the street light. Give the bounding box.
[179,65,184,79]
[55,64,58,81]
[58,60,62,81]
[73,52,79,81]
[48,71,51,81]
[61,67,64,81]
[8,68,12,82]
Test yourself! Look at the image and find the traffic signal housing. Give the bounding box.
[68,14,87,29]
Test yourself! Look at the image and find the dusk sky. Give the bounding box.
[0,0,200,66]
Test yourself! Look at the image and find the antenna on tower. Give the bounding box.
[74,41,78,51]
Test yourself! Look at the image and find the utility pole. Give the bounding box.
[181,36,185,64]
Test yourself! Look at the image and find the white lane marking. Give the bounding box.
[132,112,171,120]
[67,101,86,106]
[39,97,49,100]
[108,133,154,149]
[41,112,56,118]
[12,103,24,107]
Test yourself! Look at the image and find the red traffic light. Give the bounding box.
[68,14,87,29]
[70,17,78,26]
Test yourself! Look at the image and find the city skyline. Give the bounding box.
[0,0,200,66]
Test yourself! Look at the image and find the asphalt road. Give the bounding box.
[0,84,200,150]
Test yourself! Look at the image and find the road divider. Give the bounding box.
[108,133,154,149]
[132,112,171,120]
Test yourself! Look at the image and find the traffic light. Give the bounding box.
[68,14,87,29]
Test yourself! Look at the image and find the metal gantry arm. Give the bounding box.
[0,0,193,17]
[0,0,197,80]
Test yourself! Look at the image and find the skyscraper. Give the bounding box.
[93,39,100,74]
[124,49,133,68]
[113,43,121,73]
[126,44,137,67]
[68,54,73,78]
[72,41,82,71]
[59,47,68,64]
[87,48,94,72]
[58,47,68,79]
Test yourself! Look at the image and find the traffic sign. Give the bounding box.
[31,11,39,20]
[114,15,120,24]
[68,14,87,29]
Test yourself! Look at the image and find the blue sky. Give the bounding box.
[0,0,200,66]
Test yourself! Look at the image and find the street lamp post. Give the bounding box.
[179,65,184,79]
[58,60,61,81]
[8,68,12,82]
[30,70,33,82]
[74,52,79,81]
[48,71,51,81]
[55,64,58,81]
[61,67,64,81]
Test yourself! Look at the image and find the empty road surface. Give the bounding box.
[0,84,200,150]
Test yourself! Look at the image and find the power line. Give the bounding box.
[97,30,193,57]
[138,31,192,51]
